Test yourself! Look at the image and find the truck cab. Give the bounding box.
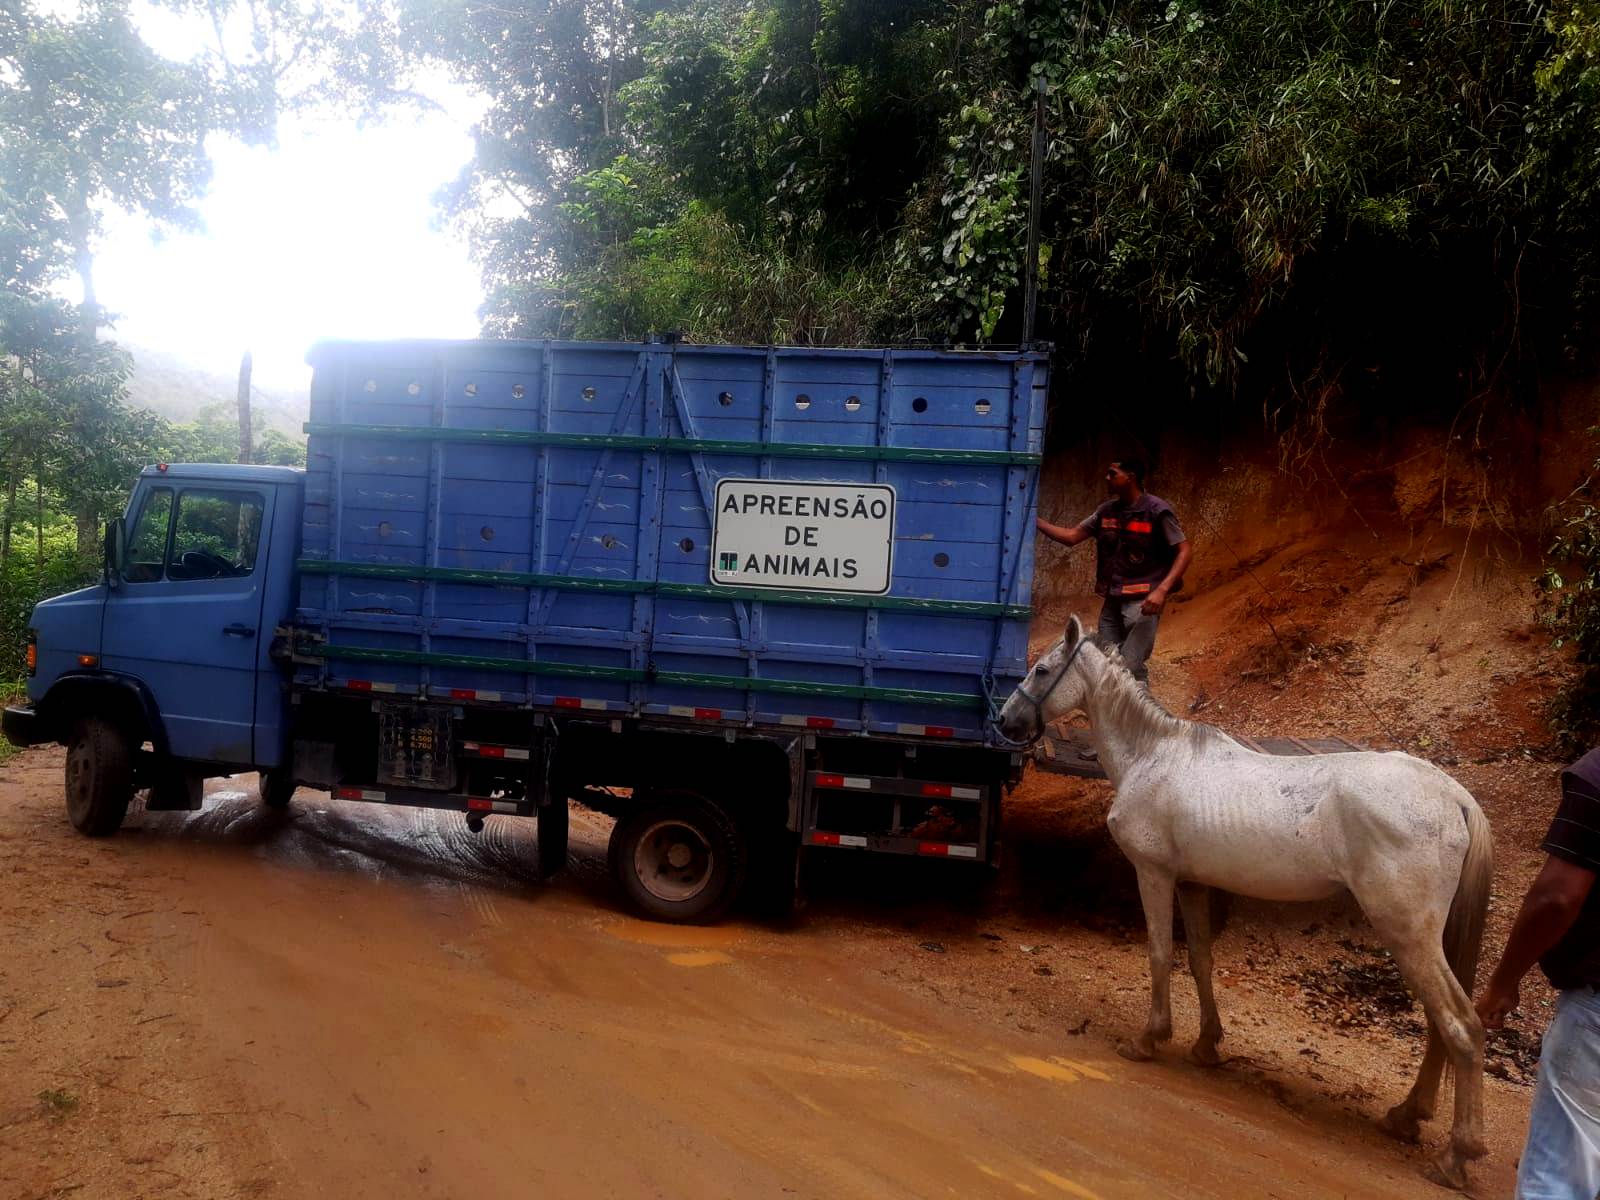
[4,463,303,832]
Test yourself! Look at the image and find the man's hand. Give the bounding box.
[1140,588,1168,616]
[1476,977,1520,1031]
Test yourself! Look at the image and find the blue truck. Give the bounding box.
[4,338,1048,921]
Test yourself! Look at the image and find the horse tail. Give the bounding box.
[1444,798,1494,994]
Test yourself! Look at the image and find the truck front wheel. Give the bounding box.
[64,717,133,837]
[260,769,295,810]
[608,792,746,924]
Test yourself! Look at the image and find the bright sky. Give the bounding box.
[92,11,488,393]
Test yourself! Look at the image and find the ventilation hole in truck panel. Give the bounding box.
[718,391,734,407]
[464,382,477,397]
[912,396,928,413]
[794,394,811,410]
[512,384,525,399]
[407,381,421,396]
[601,534,618,549]
[933,552,950,568]
[679,538,695,553]
[582,386,597,401]
[975,398,991,415]
[844,395,861,412]
[480,526,495,542]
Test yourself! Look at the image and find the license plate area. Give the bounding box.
[376,703,455,790]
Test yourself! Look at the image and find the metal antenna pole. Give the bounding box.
[1021,75,1046,347]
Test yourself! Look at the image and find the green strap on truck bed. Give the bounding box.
[302,422,1041,467]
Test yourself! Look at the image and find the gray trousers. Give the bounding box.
[1098,595,1162,685]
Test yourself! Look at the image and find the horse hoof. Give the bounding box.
[1188,1043,1223,1068]
[1377,1108,1422,1145]
[1421,1156,1468,1191]
[1116,1040,1154,1063]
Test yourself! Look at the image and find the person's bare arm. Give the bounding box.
[1476,854,1596,1028]
[1036,517,1091,546]
[1142,539,1192,615]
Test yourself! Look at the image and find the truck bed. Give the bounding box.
[293,339,1048,746]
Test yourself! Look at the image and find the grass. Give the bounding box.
[37,1088,78,1118]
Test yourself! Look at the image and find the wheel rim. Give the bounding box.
[65,737,94,826]
[632,818,714,903]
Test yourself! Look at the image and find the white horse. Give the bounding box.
[997,616,1494,1190]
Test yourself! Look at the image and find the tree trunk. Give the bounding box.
[1,470,16,566]
[76,505,99,574]
[237,350,253,464]
[35,456,44,580]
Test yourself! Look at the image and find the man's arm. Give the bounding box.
[1036,517,1092,546]
[1142,539,1192,615]
[1476,854,1596,1028]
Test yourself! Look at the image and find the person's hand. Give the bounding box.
[1141,588,1168,616]
[1476,978,1520,1030]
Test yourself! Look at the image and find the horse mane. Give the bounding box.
[1085,635,1230,757]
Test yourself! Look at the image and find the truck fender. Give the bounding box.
[37,672,171,757]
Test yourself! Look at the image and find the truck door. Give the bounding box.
[101,481,274,766]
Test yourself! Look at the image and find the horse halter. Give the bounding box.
[1009,635,1088,742]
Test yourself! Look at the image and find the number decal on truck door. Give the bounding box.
[710,478,895,596]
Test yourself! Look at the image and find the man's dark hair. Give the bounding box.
[1115,457,1147,486]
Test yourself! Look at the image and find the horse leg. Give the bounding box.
[1177,882,1224,1067]
[1370,924,1486,1190]
[1119,867,1176,1062]
[1377,1019,1447,1143]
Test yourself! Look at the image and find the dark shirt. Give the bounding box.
[1074,499,1187,546]
[1539,749,1600,990]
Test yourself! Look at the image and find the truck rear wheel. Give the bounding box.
[536,797,569,879]
[64,717,133,837]
[608,792,746,924]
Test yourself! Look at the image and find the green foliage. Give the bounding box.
[1540,438,1600,750]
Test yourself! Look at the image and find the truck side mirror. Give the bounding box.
[104,517,127,589]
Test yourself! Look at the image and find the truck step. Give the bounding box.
[332,786,530,817]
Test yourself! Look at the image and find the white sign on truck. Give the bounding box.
[710,478,895,596]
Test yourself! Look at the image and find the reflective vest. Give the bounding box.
[1092,494,1183,598]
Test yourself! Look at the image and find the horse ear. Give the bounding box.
[1064,614,1083,648]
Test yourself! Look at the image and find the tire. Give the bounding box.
[536,797,569,879]
[64,717,133,837]
[608,792,747,924]
[260,768,295,810]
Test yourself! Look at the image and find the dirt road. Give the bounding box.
[0,748,1521,1199]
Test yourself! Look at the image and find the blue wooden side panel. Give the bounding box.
[296,340,1046,744]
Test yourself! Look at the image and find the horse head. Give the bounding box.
[997,614,1096,742]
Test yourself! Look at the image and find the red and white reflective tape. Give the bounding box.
[445,688,501,702]
[553,696,608,711]
[345,679,400,694]
[917,842,980,859]
[814,773,871,791]
[462,742,530,761]
[920,783,982,800]
[465,797,520,814]
[334,786,386,802]
[810,831,868,848]
[897,724,955,738]
[667,706,723,721]
[780,714,837,729]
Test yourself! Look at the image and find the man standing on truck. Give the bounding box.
[1034,458,1191,688]
[1476,748,1600,1199]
